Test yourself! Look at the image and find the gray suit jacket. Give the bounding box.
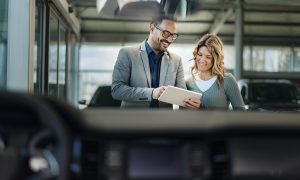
[112,40,186,108]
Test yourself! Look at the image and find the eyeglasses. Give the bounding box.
[154,25,179,40]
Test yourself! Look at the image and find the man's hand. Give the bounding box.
[184,97,201,110]
[152,86,167,99]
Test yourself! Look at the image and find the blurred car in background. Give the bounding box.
[238,79,300,112]
[78,86,121,108]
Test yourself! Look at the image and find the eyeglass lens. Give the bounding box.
[162,31,178,40]
[155,25,178,40]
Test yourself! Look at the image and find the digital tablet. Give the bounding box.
[158,86,202,107]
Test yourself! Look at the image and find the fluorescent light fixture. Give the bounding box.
[117,0,161,10]
[96,0,162,17]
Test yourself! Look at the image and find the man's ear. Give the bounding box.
[150,23,155,33]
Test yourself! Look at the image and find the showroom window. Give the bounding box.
[0,0,8,89]
[244,46,299,72]
[294,48,300,71]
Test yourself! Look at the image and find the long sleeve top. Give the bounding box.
[186,73,245,110]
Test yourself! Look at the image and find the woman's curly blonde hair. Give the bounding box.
[191,34,226,87]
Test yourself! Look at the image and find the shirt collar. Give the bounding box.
[145,41,164,57]
[145,41,154,55]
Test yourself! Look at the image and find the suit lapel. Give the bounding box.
[159,52,170,85]
[140,42,151,87]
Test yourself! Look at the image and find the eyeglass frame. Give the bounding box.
[154,24,179,40]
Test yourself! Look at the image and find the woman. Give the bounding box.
[184,34,245,110]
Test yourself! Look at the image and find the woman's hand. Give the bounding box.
[184,98,201,110]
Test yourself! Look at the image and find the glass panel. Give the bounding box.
[34,0,43,94]
[295,48,300,72]
[0,0,8,89]
[243,46,251,71]
[79,45,120,103]
[79,45,120,71]
[223,45,235,71]
[48,13,58,96]
[264,48,281,72]
[79,72,113,104]
[252,47,265,71]
[278,48,292,72]
[58,25,66,98]
[250,46,292,72]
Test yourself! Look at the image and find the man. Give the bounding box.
[111,15,186,108]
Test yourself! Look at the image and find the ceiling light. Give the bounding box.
[117,0,161,10]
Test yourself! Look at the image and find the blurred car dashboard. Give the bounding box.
[2,92,300,180]
[75,109,300,180]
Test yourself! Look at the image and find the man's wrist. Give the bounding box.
[151,88,155,99]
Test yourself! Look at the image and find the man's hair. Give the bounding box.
[152,14,177,26]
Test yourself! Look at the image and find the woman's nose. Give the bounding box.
[198,56,204,62]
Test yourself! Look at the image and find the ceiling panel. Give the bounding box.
[69,0,300,45]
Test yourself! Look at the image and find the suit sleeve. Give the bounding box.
[111,48,153,101]
[175,57,187,89]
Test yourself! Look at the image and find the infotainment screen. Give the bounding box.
[128,145,189,179]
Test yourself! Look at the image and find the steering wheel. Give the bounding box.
[0,91,71,180]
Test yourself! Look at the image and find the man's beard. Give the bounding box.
[159,39,170,52]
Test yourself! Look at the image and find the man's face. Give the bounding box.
[150,19,177,52]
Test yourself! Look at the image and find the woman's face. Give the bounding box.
[196,46,213,73]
